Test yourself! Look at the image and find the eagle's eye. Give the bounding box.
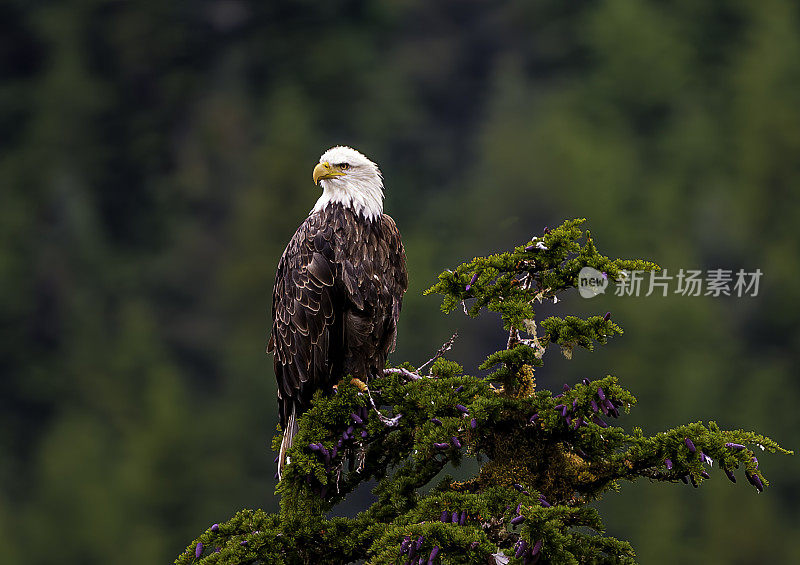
[338,163,349,170]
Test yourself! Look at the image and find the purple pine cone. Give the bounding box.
[433,442,450,450]
[309,443,321,452]
[751,474,764,492]
[416,535,424,551]
[597,387,606,401]
[511,514,525,525]
[440,510,450,523]
[515,540,529,558]
[451,436,462,448]
[724,468,737,483]
[351,413,364,425]
[211,523,219,533]
[751,456,759,468]
[400,537,410,554]
[430,418,443,426]
[195,542,204,558]
[529,413,539,423]
[603,311,611,321]
[456,404,469,414]
[240,540,248,546]
[539,498,551,508]
[470,418,477,429]
[684,437,696,453]
[590,399,599,412]
[563,383,571,392]
[465,272,478,291]
[459,510,467,526]
[531,540,543,556]
[592,415,608,428]
[455,385,464,393]
[725,442,745,450]
[452,511,459,523]
[361,430,368,438]
[665,458,673,470]
[603,399,616,415]
[429,546,440,563]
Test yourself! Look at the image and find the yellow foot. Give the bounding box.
[350,378,368,392]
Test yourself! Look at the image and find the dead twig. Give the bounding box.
[418,331,459,373]
[383,367,425,380]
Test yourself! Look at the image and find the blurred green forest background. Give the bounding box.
[2,1,799,563]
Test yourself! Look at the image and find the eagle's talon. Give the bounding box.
[349,377,368,392]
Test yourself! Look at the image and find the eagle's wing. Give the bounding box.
[378,213,408,354]
[268,213,337,428]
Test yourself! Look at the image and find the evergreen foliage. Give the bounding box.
[177,220,790,564]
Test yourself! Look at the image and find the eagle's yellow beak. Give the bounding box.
[313,161,345,185]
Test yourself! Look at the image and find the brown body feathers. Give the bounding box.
[268,203,407,476]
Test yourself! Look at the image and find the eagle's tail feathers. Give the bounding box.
[278,407,298,481]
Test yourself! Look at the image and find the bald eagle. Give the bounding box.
[267,146,408,479]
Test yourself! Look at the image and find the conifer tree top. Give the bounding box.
[177,219,790,565]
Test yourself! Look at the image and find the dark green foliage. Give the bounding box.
[177,224,790,564]
[424,219,657,331]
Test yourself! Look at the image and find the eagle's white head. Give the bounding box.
[311,146,384,220]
